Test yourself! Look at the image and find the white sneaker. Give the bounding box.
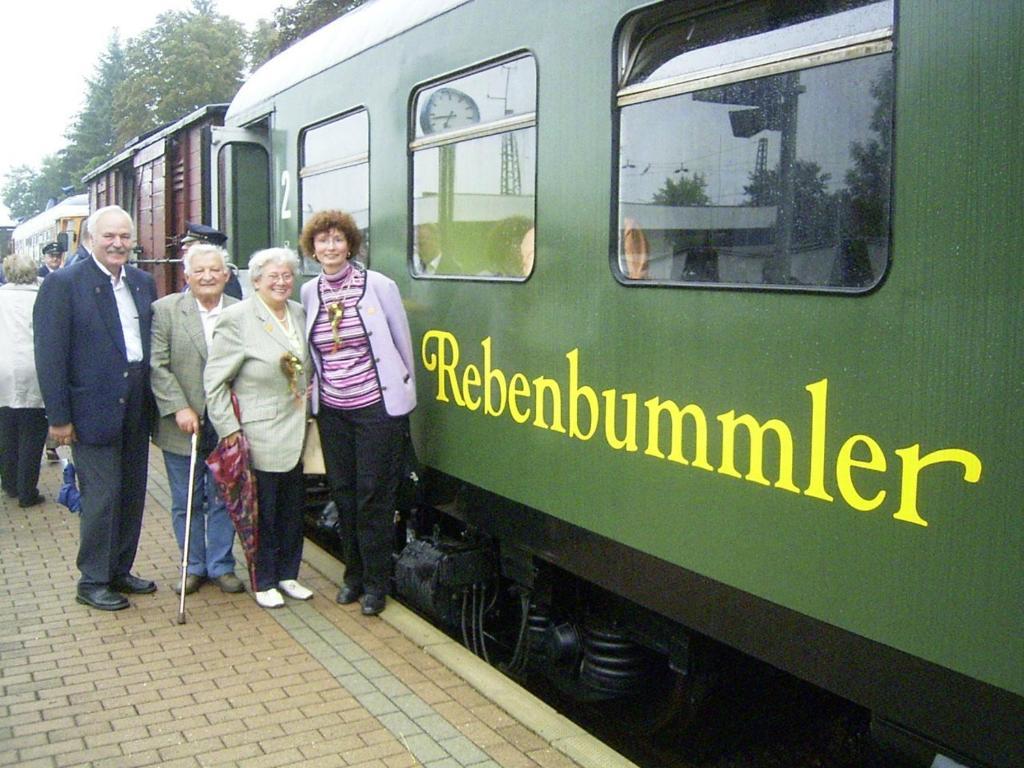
[278,579,313,600]
[255,588,284,608]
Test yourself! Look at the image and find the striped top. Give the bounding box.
[311,264,382,410]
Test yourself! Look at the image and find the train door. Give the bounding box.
[210,125,272,292]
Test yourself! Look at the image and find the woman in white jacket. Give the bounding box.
[0,253,48,507]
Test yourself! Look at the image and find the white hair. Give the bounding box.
[86,205,135,238]
[249,247,300,281]
[182,243,229,274]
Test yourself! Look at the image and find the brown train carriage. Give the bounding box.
[83,104,227,297]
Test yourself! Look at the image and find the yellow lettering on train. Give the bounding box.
[508,373,531,424]
[892,445,983,527]
[836,434,887,512]
[482,337,507,417]
[532,376,565,433]
[717,411,801,493]
[603,390,639,452]
[420,330,465,406]
[461,364,481,411]
[643,397,713,470]
[418,330,984,528]
[804,379,835,502]
[567,349,598,441]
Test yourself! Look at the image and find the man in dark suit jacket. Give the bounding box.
[33,205,158,611]
[63,229,92,268]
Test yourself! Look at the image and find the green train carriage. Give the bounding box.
[212,1,1023,765]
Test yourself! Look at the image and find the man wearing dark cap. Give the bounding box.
[181,223,242,299]
[39,242,64,278]
[182,222,228,247]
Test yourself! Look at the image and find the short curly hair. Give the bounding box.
[299,210,362,261]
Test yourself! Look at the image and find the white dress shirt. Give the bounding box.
[196,295,224,348]
[92,256,143,362]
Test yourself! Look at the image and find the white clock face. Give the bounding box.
[420,87,480,134]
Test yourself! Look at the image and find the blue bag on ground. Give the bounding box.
[58,459,82,514]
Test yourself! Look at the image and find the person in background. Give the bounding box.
[204,247,311,609]
[33,205,158,611]
[621,218,650,279]
[482,215,532,276]
[37,243,65,461]
[299,210,416,616]
[151,243,244,596]
[63,228,92,268]
[0,253,49,507]
[39,242,64,278]
[180,223,243,300]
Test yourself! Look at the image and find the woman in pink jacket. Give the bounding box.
[300,210,416,616]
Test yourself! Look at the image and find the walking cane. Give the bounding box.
[176,431,200,625]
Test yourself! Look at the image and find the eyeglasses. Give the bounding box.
[262,272,294,284]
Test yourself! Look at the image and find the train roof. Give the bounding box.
[227,0,472,124]
[12,194,89,240]
[82,104,229,183]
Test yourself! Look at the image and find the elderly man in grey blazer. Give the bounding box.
[151,244,245,596]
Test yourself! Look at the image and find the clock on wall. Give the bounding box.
[419,87,481,134]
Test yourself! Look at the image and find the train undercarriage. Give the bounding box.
[304,468,1008,768]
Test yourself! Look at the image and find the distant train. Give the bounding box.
[10,194,88,262]
[84,1,1023,766]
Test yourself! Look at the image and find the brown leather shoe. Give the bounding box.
[213,573,245,593]
[172,574,204,595]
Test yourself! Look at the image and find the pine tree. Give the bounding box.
[63,34,128,186]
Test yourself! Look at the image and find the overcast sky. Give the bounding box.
[0,0,288,225]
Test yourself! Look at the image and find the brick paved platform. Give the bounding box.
[0,447,634,768]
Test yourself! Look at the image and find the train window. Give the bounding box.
[299,109,369,273]
[615,1,894,291]
[410,54,537,279]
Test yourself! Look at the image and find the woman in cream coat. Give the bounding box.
[0,253,48,507]
[204,248,311,609]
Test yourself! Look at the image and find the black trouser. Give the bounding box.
[317,401,406,596]
[73,365,150,587]
[252,463,305,591]
[0,407,48,504]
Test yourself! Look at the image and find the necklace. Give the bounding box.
[320,267,356,351]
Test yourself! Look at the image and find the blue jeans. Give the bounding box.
[163,450,235,578]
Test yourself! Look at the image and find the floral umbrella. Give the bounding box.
[206,428,259,591]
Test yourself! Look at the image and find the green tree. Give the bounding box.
[744,160,834,246]
[2,166,42,221]
[844,68,893,237]
[0,153,77,221]
[253,0,371,66]
[652,172,709,257]
[652,172,709,206]
[63,35,128,186]
[246,18,280,72]
[113,0,246,144]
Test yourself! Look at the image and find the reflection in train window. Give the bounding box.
[615,0,894,291]
[300,109,369,273]
[411,54,537,279]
